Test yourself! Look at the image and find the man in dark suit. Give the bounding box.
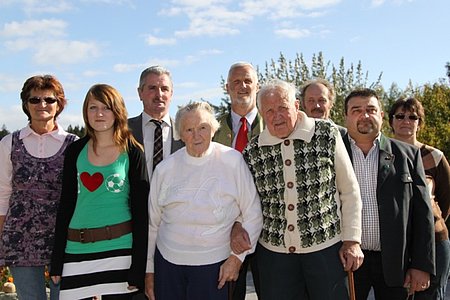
[128,65,184,179]
[342,88,435,299]
[129,66,184,300]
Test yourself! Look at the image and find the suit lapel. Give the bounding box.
[378,135,395,188]
[170,117,185,153]
[129,114,144,145]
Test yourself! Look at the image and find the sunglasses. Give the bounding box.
[394,114,420,121]
[28,97,58,105]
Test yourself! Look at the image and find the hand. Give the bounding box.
[218,255,242,289]
[145,273,156,300]
[404,268,430,295]
[339,241,364,271]
[51,276,61,285]
[230,222,251,254]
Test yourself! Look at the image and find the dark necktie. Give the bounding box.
[151,120,163,170]
[235,117,248,153]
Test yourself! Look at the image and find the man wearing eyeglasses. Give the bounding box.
[341,88,435,299]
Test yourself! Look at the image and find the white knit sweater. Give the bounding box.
[146,142,263,272]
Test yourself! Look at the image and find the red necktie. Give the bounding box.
[235,117,248,153]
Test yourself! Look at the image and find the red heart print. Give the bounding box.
[80,172,104,192]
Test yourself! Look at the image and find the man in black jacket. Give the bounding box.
[342,88,435,299]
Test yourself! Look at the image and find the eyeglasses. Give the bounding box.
[393,114,420,121]
[28,97,58,105]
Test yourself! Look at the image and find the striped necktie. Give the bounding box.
[151,120,163,170]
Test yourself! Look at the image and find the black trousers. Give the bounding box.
[354,250,409,300]
[232,252,260,300]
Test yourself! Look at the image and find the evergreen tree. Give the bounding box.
[66,125,85,137]
[213,51,382,126]
[0,124,9,140]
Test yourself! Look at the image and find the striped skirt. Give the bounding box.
[60,248,137,299]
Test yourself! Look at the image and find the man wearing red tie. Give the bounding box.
[213,61,264,299]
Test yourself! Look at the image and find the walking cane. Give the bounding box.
[348,270,356,300]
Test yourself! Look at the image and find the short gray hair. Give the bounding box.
[257,79,297,109]
[138,65,172,90]
[227,61,258,84]
[175,101,220,137]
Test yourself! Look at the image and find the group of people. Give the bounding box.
[0,61,448,300]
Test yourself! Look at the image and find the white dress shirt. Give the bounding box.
[141,112,173,180]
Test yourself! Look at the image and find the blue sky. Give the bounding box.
[0,0,448,131]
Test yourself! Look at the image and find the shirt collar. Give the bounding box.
[20,123,67,142]
[348,132,381,148]
[230,107,258,130]
[143,111,172,127]
[258,111,315,146]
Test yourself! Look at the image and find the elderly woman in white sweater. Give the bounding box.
[145,101,263,300]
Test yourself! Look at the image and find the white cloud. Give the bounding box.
[20,0,73,14]
[370,0,412,7]
[146,35,177,46]
[275,28,311,39]
[0,104,27,131]
[4,39,34,51]
[174,87,224,103]
[198,49,223,55]
[371,0,385,7]
[33,40,101,65]
[82,70,105,77]
[158,0,339,39]
[113,63,146,73]
[113,59,181,73]
[173,6,249,37]
[0,19,67,37]
[57,113,84,130]
[0,74,23,93]
[0,19,101,66]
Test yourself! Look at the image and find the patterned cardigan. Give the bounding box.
[243,113,361,254]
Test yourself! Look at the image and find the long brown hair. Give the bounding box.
[82,84,142,153]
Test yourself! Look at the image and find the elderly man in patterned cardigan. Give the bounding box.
[240,79,364,300]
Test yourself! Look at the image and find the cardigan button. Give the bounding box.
[284,140,290,146]
[285,159,292,166]
[287,224,295,231]
[288,246,296,253]
[288,204,295,211]
[287,182,294,189]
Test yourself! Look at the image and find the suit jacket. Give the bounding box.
[213,111,264,147]
[128,113,184,154]
[342,133,435,286]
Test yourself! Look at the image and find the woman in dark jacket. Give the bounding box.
[50,84,149,299]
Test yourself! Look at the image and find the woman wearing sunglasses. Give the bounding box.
[389,97,450,300]
[0,75,78,299]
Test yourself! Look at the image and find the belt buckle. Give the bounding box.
[79,228,87,243]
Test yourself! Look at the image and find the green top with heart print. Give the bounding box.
[66,144,132,254]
